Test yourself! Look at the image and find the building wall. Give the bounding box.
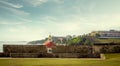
[90,30,120,38]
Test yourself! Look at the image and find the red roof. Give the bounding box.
[44,41,55,48]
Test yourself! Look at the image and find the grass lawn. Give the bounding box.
[0,53,120,66]
[96,38,120,43]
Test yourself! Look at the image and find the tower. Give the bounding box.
[44,35,55,53]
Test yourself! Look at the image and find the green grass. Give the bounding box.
[0,53,120,66]
[96,38,120,43]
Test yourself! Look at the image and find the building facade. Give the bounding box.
[90,30,120,38]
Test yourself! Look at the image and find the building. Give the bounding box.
[44,35,56,53]
[89,30,120,38]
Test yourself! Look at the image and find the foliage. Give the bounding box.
[67,36,94,45]
[100,46,110,53]
[67,36,83,45]
[84,40,93,45]
[96,38,120,43]
[112,46,120,53]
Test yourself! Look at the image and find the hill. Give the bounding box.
[27,36,67,45]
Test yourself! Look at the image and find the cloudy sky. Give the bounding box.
[0,0,120,41]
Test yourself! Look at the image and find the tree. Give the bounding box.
[67,36,94,45]
[95,33,100,37]
[67,36,84,45]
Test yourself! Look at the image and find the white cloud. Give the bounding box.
[0,22,11,25]
[26,0,64,7]
[8,26,29,32]
[0,1,29,16]
[86,14,120,27]
[0,0,23,8]
[37,16,83,35]
[6,26,46,41]
[0,5,29,16]
[8,28,20,32]
[0,21,23,25]
[41,16,57,23]
[37,13,120,36]
[26,0,48,6]
[53,0,64,4]
[58,22,80,32]
[17,17,32,22]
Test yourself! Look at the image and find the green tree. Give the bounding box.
[84,40,94,45]
[67,36,94,45]
[67,36,83,45]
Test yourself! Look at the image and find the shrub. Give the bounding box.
[100,46,110,53]
[112,46,120,53]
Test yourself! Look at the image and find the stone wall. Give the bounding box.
[3,45,47,53]
[2,44,120,58]
[93,45,120,53]
[10,53,55,58]
[53,46,92,53]
[3,45,96,58]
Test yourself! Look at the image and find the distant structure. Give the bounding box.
[89,30,120,38]
[44,35,55,53]
[50,36,67,45]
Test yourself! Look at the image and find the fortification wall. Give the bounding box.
[52,46,92,53]
[2,44,120,58]
[93,45,120,53]
[3,45,47,53]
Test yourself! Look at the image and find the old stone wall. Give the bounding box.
[2,44,120,58]
[93,45,120,53]
[3,45,95,58]
[52,46,92,53]
[3,45,47,53]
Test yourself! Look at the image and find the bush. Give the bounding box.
[100,46,110,53]
[112,46,120,53]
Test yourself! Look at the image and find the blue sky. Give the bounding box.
[0,0,120,41]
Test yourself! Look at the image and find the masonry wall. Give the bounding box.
[3,45,47,53]
[3,45,96,58]
[2,44,120,58]
[93,45,120,53]
[52,46,92,53]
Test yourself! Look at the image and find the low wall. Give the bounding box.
[2,44,120,58]
[53,46,92,53]
[93,45,120,53]
[3,45,47,53]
